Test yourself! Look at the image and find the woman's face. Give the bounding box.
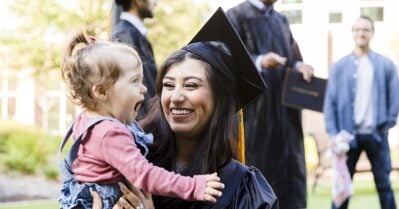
[161,58,215,139]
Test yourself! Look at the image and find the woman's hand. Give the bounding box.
[90,182,154,209]
[115,182,154,209]
[90,188,104,209]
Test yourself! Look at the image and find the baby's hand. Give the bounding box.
[203,172,224,203]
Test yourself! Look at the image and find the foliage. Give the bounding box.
[43,164,60,180]
[0,121,59,176]
[0,0,211,77]
[147,0,211,66]
[0,0,111,75]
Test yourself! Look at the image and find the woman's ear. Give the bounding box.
[92,84,108,101]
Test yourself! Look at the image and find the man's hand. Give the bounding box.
[332,140,350,155]
[261,52,287,69]
[297,63,314,82]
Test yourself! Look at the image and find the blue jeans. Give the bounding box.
[59,179,121,209]
[332,133,396,209]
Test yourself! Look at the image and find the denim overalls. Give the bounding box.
[58,116,153,209]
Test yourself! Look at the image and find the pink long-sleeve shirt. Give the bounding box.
[71,113,206,201]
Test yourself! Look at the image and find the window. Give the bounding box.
[281,10,302,24]
[329,11,342,23]
[360,7,384,21]
[7,97,16,120]
[0,74,16,120]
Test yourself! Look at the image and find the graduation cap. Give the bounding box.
[182,7,267,164]
[182,7,267,110]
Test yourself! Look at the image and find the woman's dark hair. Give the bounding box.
[140,47,238,207]
[115,0,133,11]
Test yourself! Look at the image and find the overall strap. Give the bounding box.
[58,115,119,180]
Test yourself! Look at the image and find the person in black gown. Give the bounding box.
[94,8,279,209]
[110,0,158,118]
[226,1,313,208]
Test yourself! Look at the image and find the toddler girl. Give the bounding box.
[58,32,224,209]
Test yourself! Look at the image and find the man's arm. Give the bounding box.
[324,64,339,136]
[386,59,399,128]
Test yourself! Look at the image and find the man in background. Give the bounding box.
[227,0,313,208]
[324,16,399,209]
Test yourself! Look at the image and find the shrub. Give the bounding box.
[43,164,60,180]
[0,121,59,177]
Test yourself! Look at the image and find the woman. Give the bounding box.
[143,41,277,209]
[96,8,278,209]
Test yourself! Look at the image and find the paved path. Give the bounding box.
[0,173,59,202]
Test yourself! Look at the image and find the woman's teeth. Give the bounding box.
[171,109,192,115]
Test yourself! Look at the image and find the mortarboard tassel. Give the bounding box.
[238,109,245,164]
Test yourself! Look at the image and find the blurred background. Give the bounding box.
[0,0,399,208]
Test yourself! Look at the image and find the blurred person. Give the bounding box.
[324,16,399,209]
[111,0,158,118]
[58,32,224,209]
[226,0,314,208]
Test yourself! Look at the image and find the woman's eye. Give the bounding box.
[162,82,174,88]
[185,82,198,89]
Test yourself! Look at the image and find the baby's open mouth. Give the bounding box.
[134,100,144,112]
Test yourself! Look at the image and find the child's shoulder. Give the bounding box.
[73,114,131,139]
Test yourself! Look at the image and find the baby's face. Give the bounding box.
[107,52,147,124]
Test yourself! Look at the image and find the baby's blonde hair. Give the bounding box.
[61,32,141,110]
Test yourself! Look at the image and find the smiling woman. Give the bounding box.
[161,58,215,140]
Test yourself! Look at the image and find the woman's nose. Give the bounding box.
[170,89,184,102]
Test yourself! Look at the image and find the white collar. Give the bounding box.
[120,12,147,36]
[248,0,266,11]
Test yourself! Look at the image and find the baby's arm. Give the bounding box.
[102,127,224,201]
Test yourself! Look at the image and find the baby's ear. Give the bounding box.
[92,84,107,101]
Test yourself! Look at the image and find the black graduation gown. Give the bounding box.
[111,20,158,118]
[153,160,278,209]
[227,2,306,209]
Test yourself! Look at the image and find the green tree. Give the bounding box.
[147,0,210,66]
[0,0,211,75]
[0,0,111,75]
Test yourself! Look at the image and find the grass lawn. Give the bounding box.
[1,178,399,209]
[308,176,399,209]
[0,200,58,209]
